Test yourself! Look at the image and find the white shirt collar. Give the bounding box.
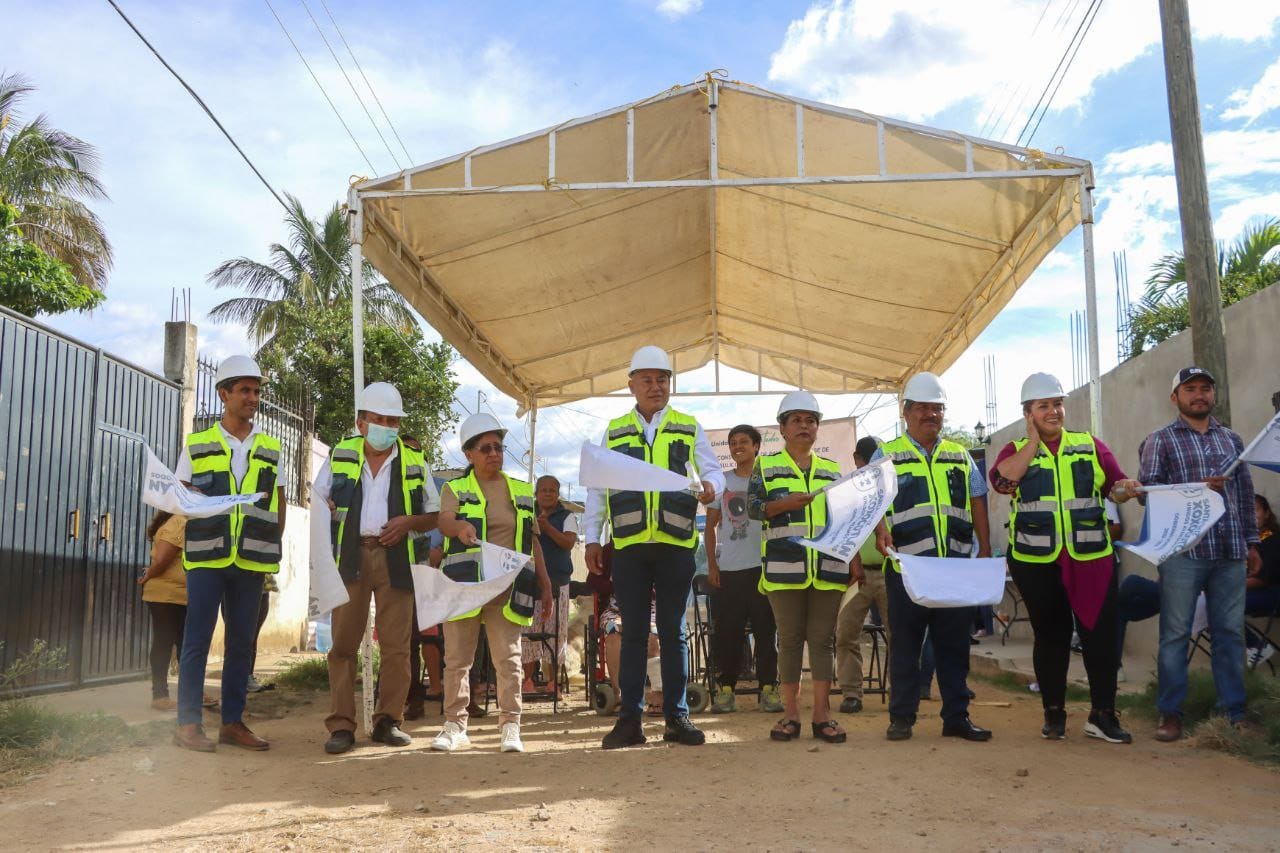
[218,420,262,444]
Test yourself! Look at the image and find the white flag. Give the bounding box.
[141,445,264,518]
[796,458,897,562]
[1117,483,1225,566]
[307,485,349,618]
[896,552,1007,608]
[410,542,531,628]
[1237,412,1280,474]
[578,442,697,493]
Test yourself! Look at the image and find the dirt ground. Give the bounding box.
[1,658,1278,853]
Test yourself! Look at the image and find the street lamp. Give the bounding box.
[974,421,987,445]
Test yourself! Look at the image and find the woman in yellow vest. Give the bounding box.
[431,413,553,755]
[748,391,863,743]
[991,372,1142,743]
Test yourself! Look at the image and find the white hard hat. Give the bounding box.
[629,345,672,375]
[902,372,946,404]
[358,382,406,418]
[1020,372,1065,403]
[214,355,264,387]
[458,412,507,449]
[777,389,822,423]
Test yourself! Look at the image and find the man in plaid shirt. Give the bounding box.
[1138,366,1262,742]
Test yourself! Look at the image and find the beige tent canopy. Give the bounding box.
[348,76,1103,434]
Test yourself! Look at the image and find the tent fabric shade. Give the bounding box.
[353,78,1089,413]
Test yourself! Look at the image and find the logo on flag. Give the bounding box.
[1117,483,1225,566]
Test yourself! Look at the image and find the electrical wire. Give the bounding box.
[1013,0,1103,148]
[992,0,1086,143]
[976,0,1056,138]
[318,0,414,164]
[261,0,379,173]
[1019,0,1104,148]
[297,0,403,171]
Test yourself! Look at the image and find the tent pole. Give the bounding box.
[527,400,538,482]
[1080,174,1103,436]
[348,188,373,739]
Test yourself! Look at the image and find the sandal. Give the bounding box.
[770,718,802,741]
[812,720,847,743]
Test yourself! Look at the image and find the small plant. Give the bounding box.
[273,656,331,691]
[0,640,68,696]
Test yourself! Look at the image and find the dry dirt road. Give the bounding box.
[1,674,1276,851]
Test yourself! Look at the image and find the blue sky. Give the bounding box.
[7,0,1280,489]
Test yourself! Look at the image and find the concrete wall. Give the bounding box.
[985,283,1280,662]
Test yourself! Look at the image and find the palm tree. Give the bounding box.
[1128,217,1280,356]
[208,192,414,346]
[0,72,112,291]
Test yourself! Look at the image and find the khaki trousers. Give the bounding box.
[443,589,524,728]
[325,545,414,733]
[835,568,891,697]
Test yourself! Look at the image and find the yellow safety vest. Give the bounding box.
[182,424,282,572]
[605,408,700,551]
[1008,430,1113,563]
[439,470,538,626]
[881,434,974,569]
[756,449,849,592]
[327,436,428,588]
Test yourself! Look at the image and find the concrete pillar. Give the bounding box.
[164,321,197,438]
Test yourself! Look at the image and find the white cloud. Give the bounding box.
[1214,193,1280,242]
[1223,57,1280,124]
[656,0,702,19]
[767,0,1280,129]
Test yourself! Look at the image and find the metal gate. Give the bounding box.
[0,306,181,692]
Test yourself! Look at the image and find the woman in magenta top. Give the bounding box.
[991,373,1142,744]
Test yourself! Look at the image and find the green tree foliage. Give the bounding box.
[255,301,458,468]
[0,202,103,315]
[940,426,981,449]
[1128,217,1280,356]
[0,73,112,292]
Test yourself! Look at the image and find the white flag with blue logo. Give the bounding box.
[796,458,897,562]
[1117,484,1225,566]
[1236,413,1280,474]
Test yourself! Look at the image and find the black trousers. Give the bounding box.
[146,602,186,699]
[1010,557,1118,711]
[712,567,778,688]
[886,568,972,726]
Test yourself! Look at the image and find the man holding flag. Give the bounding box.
[1139,367,1262,741]
[873,372,993,742]
[584,346,723,750]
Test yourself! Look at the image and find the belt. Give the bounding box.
[359,535,384,548]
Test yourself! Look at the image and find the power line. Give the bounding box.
[318,0,414,164]
[992,0,1086,143]
[976,0,1056,137]
[261,0,378,173]
[1013,0,1104,148]
[1019,0,1104,148]
[297,0,403,171]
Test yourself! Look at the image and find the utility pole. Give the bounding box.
[1159,0,1231,423]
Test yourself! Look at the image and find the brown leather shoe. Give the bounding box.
[173,723,216,752]
[1154,714,1183,742]
[151,697,177,711]
[219,721,270,750]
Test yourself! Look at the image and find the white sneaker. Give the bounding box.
[1116,667,1126,683]
[500,722,524,753]
[430,721,469,752]
[1249,644,1275,668]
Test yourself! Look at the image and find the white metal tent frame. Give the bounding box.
[346,77,1105,480]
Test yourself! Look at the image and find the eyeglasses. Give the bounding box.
[474,442,505,455]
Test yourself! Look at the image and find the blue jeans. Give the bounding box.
[1116,574,1161,660]
[612,542,696,721]
[1157,555,1246,721]
[178,566,266,726]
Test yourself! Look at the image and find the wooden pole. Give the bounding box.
[1158,0,1231,424]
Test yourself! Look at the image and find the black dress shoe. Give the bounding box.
[371,718,412,746]
[886,717,914,741]
[942,717,992,741]
[839,696,863,714]
[663,714,706,746]
[602,716,647,750]
[324,730,355,754]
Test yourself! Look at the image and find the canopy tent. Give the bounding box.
[348,75,1103,433]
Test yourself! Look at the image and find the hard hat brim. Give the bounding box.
[362,406,407,418]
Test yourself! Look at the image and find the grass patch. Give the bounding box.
[272,648,380,692]
[0,701,169,787]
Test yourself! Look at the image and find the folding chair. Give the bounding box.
[520,589,565,713]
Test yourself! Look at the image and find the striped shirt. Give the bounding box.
[1137,417,1259,560]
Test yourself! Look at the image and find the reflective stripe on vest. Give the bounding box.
[881,435,974,569]
[182,425,282,572]
[327,436,426,571]
[441,471,538,626]
[604,408,701,551]
[757,449,849,592]
[1008,430,1113,563]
